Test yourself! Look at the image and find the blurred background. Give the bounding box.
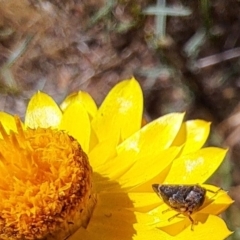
[0,0,239,238]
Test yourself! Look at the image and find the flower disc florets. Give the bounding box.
[0,118,94,240]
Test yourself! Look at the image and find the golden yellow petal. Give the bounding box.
[0,112,18,134]
[69,224,169,240]
[91,77,143,145]
[149,202,190,232]
[172,120,211,155]
[162,215,232,239]
[88,192,159,214]
[25,91,62,128]
[164,147,227,184]
[96,113,184,189]
[131,165,172,193]
[68,192,166,240]
[60,91,97,119]
[117,113,185,158]
[60,101,90,153]
[88,138,118,168]
[131,228,173,240]
[132,214,232,240]
[199,185,234,215]
[150,203,232,239]
[116,147,181,191]
[128,192,161,212]
[71,191,137,239]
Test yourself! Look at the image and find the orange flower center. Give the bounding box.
[0,117,95,239]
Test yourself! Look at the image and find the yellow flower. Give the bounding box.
[0,77,233,239]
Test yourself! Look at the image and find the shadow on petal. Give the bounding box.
[68,172,137,240]
[158,213,209,236]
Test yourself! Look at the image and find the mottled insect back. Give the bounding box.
[152,184,207,229]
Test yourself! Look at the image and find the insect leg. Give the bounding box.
[168,212,182,222]
[162,208,172,214]
[206,187,222,198]
[188,215,196,231]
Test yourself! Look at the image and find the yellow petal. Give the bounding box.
[60,101,90,153]
[60,91,97,119]
[172,120,211,155]
[71,192,137,239]
[68,192,168,240]
[25,92,62,128]
[130,165,172,193]
[89,138,118,168]
[94,112,185,188]
[69,224,168,240]
[199,185,234,215]
[91,77,143,145]
[117,112,185,158]
[163,215,232,239]
[164,147,227,184]
[116,147,181,191]
[149,184,232,235]
[0,112,18,134]
[128,192,161,212]
[132,214,232,240]
[68,216,135,240]
[89,127,99,151]
[149,201,191,233]
[131,229,172,240]
[150,203,232,239]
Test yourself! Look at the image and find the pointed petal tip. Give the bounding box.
[26,91,62,128]
[152,184,160,193]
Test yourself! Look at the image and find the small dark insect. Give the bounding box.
[152,184,207,230]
